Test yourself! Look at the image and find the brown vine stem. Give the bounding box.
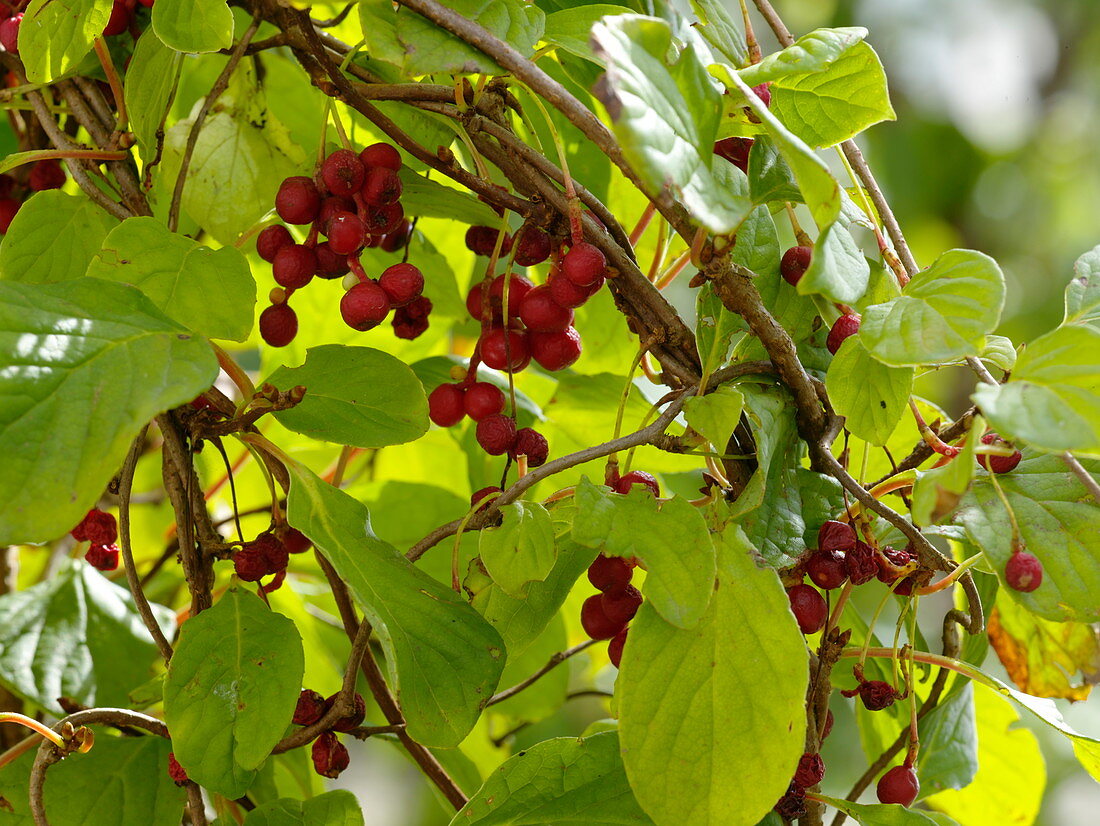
[91,38,127,134]
[486,639,598,706]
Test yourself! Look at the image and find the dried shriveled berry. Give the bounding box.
[780,246,812,287]
[561,242,606,287]
[340,280,391,331]
[326,692,366,733]
[293,689,327,726]
[588,555,633,591]
[608,627,627,668]
[167,753,188,786]
[378,263,424,307]
[513,226,552,266]
[807,549,848,590]
[392,297,432,339]
[233,545,267,582]
[581,594,626,640]
[321,149,366,197]
[249,531,289,575]
[29,159,66,191]
[876,545,913,585]
[876,765,919,807]
[845,541,878,586]
[85,543,119,572]
[260,303,298,347]
[256,225,294,263]
[476,414,517,455]
[71,509,118,545]
[787,584,827,635]
[827,313,861,355]
[817,520,857,552]
[275,176,321,225]
[794,753,826,788]
[773,782,807,821]
[614,470,659,497]
[529,327,582,371]
[311,731,350,779]
[1006,550,1043,593]
[510,427,549,467]
[843,679,900,711]
[977,432,1022,474]
[428,383,466,427]
[465,225,510,257]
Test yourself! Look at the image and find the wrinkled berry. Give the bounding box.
[588,554,633,591]
[71,509,118,545]
[247,531,289,575]
[259,303,298,347]
[463,382,505,421]
[806,549,848,590]
[827,313,861,355]
[321,149,366,198]
[1005,550,1042,593]
[510,427,548,467]
[529,327,582,371]
[843,679,899,711]
[392,297,432,339]
[773,782,807,821]
[787,584,827,635]
[275,176,321,225]
[293,689,327,726]
[326,691,366,733]
[614,470,659,498]
[581,594,626,640]
[378,263,424,307]
[817,520,856,553]
[845,541,878,586]
[233,545,267,582]
[977,432,1022,474]
[561,242,606,287]
[340,280,390,331]
[876,545,913,585]
[311,731,350,779]
[876,765,919,807]
[476,414,517,455]
[167,752,188,786]
[794,753,825,788]
[780,246,812,287]
[465,225,510,257]
[513,226,552,266]
[84,543,119,572]
[428,383,466,427]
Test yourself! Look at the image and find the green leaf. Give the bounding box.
[572,479,716,629]
[450,732,653,825]
[18,0,112,83]
[125,31,185,158]
[915,683,978,795]
[695,288,742,377]
[690,0,748,67]
[244,791,365,826]
[0,560,173,712]
[543,5,633,64]
[152,0,234,54]
[860,249,1006,366]
[1064,243,1100,326]
[591,15,752,234]
[978,334,1017,372]
[0,190,119,284]
[770,41,896,148]
[164,588,304,799]
[684,386,744,453]
[826,336,913,446]
[86,217,256,341]
[0,278,218,545]
[972,324,1100,455]
[815,795,958,826]
[798,220,871,305]
[747,138,803,205]
[286,465,505,747]
[399,169,501,226]
[618,526,807,826]
[479,501,557,597]
[266,345,429,449]
[739,27,868,87]
[955,454,1100,622]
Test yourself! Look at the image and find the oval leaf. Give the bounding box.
[18,0,111,83]
[152,0,234,54]
[826,336,913,445]
[479,501,558,597]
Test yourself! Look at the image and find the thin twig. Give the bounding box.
[1063,452,1100,505]
[486,639,597,706]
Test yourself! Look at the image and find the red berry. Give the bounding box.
[340,280,390,331]
[752,83,772,107]
[489,273,534,318]
[428,384,466,427]
[529,327,582,371]
[608,627,627,668]
[272,244,316,289]
[392,297,432,339]
[520,285,574,332]
[794,753,825,788]
[513,226,552,266]
[818,520,857,552]
[977,432,1022,474]
[466,281,493,322]
[280,527,312,554]
[102,1,132,36]
[787,584,827,635]
[379,220,414,253]
[378,263,424,307]
[361,166,402,206]
[806,549,848,590]
[317,196,357,235]
[313,241,349,279]
[311,731,350,779]
[580,594,626,640]
[84,543,119,572]
[259,303,298,347]
[561,242,606,287]
[510,427,548,467]
[360,142,401,171]
[588,555,633,591]
[713,137,753,172]
[256,225,293,263]
[28,159,66,192]
[326,212,366,256]
[471,486,503,512]
[362,202,404,236]
[465,225,510,257]
[876,545,913,585]
[1005,551,1042,593]
[321,149,366,198]
[479,327,530,373]
[293,689,326,726]
[233,545,267,582]
[325,692,366,733]
[827,313,861,355]
[0,15,22,55]
[548,272,600,309]
[476,414,517,455]
[773,782,807,821]
[780,246,812,287]
[247,531,289,575]
[275,176,321,225]
[845,541,878,586]
[600,584,642,625]
[167,753,188,786]
[71,509,118,545]
[847,679,899,711]
[614,470,659,497]
[876,765,919,807]
[0,198,21,234]
[463,382,505,421]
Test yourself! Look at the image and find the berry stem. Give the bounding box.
[844,647,989,687]
[6,148,129,167]
[905,611,921,765]
[0,713,68,751]
[908,398,959,458]
[655,248,692,290]
[628,202,657,247]
[92,37,127,135]
[986,466,1022,549]
[914,553,984,596]
[330,106,354,152]
[738,0,763,64]
[783,203,813,247]
[646,220,671,281]
[521,85,583,243]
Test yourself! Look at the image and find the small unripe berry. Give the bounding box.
[580,594,626,640]
[787,584,827,635]
[561,242,606,287]
[259,303,298,347]
[1005,550,1043,593]
[326,212,366,256]
[827,313,861,355]
[529,327,582,371]
[272,244,316,289]
[256,225,294,263]
[479,327,531,373]
[379,263,424,307]
[360,142,401,171]
[713,136,753,172]
[340,280,390,331]
[275,176,321,225]
[311,732,350,779]
[608,627,628,668]
[510,427,548,467]
[780,246,812,286]
[513,226,553,266]
[476,414,517,455]
[463,382,505,421]
[977,432,1022,474]
[614,470,659,497]
[361,166,402,206]
[876,765,919,807]
[588,554,633,591]
[321,149,366,197]
[520,285,574,332]
[428,384,466,427]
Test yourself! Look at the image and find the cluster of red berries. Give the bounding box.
[292,689,366,778]
[232,525,312,593]
[70,508,120,572]
[429,379,549,465]
[257,142,427,347]
[0,161,66,234]
[774,749,827,820]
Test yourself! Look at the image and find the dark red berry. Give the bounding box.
[806,549,848,590]
[466,281,493,322]
[745,83,772,123]
[475,414,517,455]
[478,327,530,373]
[773,782,807,820]
[876,545,913,585]
[317,196,357,235]
[360,142,401,171]
[379,220,414,253]
[340,280,390,331]
[361,166,402,206]
[256,225,294,263]
[280,527,312,554]
[845,541,878,586]
[293,689,327,726]
[588,555,633,591]
[0,198,21,234]
[275,176,321,225]
[326,212,366,256]
[548,271,600,308]
[608,627,627,668]
[1005,551,1042,593]
[0,15,22,54]
[581,594,626,640]
[510,427,548,467]
[392,297,432,339]
[844,679,899,711]
[321,149,366,198]
[84,543,119,572]
[600,584,642,625]
[463,382,505,421]
[428,384,466,427]
[272,244,316,289]
[827,313,861,355]
[233,545,267,582]
[313,242,349,279]
[876,765,919,807]
[513,226,552,266]
[326,692,366,733]
[28,159,66,191]
[102,1,132,36]
[713,136,753,172]
[977,432,1022,474]
[780,246,812,287]
[561,242,606,287]
[471,486,502,512]
[362,202,404,236]
[71,509,118,545]
[465,225,510,257]
[246,531,289,575]
[794,753,825,788]
[259,303,298,347]
[818,520,857,552]
[489,273,534,318]
[311,731,350,779]
[520,285,574,332]
[378,263,424,307]
[787,584,827,635]
[614,470,659,498]
[167,753,188,786]
[529,327,582,371]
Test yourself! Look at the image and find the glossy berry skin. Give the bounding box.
[167,753,188,786]
[326,212,366,256]
[0,198,20,234]
[601,584,643,625]
[529,327,582,371]
[807,549,848,590]
[361,166,402,205]
[520,285,574,332]
[561,242,606,287]
[311,732,350,779]
[71,509,118,545]
[1005,551,1043,593]
[378,263,424,307]
[0,15,22,54]
[340,280,390,331]
[588,555,633,591]
[471,486,503,512]
[548,272,601,308]
[608,627,628,668]
[787,584,827,635]
[259,303,298,347]
[476,414,517,456]
[818,520,857,552]
[614,470,660,498]
[977,432,1022,474]
[326,692,366,733]
[275,176,321,225]
[293,689,327,726]
[321,149,366,197]
[360,142,401,171]
[780,246,813,287]
[489,274,534,318]
[794,753,825,788]
[510,427,548,467]
[256,225,294,263]
[280,527,312,554]
[84,543,119,572]
[428,383,466,427]
[479,327,531,373]
[845,541,878,586]
[463,382,505,421]
[876,765,919,807]
[513,226,552,266]
[581,594,626,640]
[827,313,861,355]
[713,136,753,172]
[28,159,66,191]
[317,196,357,235]
[272,244,316,289]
